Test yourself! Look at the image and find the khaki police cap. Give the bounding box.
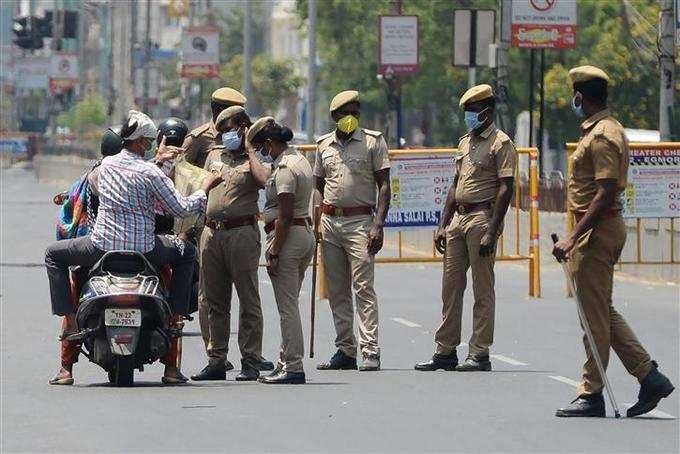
[246,116,274,144]
[459,84,494,107]
[215,106,245,129]
[568,65,610,84]
[211,87,247,106]
[330,90,359,112]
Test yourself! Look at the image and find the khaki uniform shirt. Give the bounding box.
[203,146,260,221]
[264,147,313,224]
[183,121,221,169]
[568,109,628,213]
[454,123,516,204]
[313,128,390,207]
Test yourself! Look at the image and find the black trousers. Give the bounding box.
[45,235,197,316]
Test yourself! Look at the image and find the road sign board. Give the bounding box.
[453,9,496,67]
[181,26,219,79]
[511,0,577,48]
[379,15,419,76]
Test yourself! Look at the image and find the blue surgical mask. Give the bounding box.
[222,131,243,151]
[571,94,585,118]
[257,148,273,163]
[464,110,484,131]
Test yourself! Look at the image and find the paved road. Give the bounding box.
[1,167,678,453]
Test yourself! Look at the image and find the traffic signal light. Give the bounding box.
[12,16,43,50]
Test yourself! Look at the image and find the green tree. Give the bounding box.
[219,54,304,113]
[56,92,108,134]
[296,0,671,149]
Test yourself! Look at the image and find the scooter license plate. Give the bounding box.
[104,308,141,327]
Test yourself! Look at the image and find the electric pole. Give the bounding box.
[243,0,253,110]
[659,0,675,141]
[496,0,511,133]
[307,0,317,142]
[142,0,151,113]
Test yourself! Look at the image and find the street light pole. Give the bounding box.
[307,0,317,142]
[142,0,151,113]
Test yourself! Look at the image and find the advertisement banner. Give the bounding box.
[49,53,79,94]
[511,0,577,48]
[379,15,419,76]
[623,147,680,218]
[181,26,219,79]
[386,155,456,228]
[14,58,50,89]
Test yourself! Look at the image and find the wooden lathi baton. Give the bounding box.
[309,205,321,358]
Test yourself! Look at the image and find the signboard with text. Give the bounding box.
[14,58,50,89]
[511,0,577,48]
[181,26,219,79]
[386,155,455,228]
[49,53,79,93]
[623,147,680,218]
[379,15,419,76]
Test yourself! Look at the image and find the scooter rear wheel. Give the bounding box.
[109,356,134,387]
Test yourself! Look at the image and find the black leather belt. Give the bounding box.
[456,201,492,215]
[206,216,256,231]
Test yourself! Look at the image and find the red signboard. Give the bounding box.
[511,0,577,49]
[378,15,419,76]
[511,24,576,49]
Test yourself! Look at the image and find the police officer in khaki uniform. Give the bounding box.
[314,90,391,372]
[246,117,315,385]
[182,87,247,371]
[553,66,674,417]
[190,106,274,382]
[415,84,516,373]
[183,87,247,168]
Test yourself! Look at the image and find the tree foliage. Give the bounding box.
[56,92,108,133]
[297,0,671,147]
[219,54,303,114]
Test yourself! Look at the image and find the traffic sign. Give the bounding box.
[511,0,577,49]
[379,15,419,76]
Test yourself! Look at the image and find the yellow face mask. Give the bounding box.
[336,115,359,134]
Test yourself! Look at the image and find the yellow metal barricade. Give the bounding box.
[298,145,541,297]
[565,142,679,266]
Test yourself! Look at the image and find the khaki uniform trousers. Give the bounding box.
[435,211,495,358]
[266,225,316,373]
[571,216,652,396]
[199,224,264,366]
[321,214,379,357]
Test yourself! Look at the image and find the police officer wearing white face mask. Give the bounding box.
[191,106,275,382]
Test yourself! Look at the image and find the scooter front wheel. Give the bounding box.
[109,356,134,387]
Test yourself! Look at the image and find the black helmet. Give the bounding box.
[157,117,188,147]
[101,126,123,157]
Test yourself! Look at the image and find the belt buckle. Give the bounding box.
[334,207,343,217]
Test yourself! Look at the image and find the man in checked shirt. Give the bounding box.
[45,110,223,386]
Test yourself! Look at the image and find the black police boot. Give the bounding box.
[235,359,260,382]
[415,352,458,371]
[316,350,358,370]
[259,370,306,385]
[627,361,675,417]
[456,355,491,371]
[191,363,227,381]
[255,358,275,372]
[555,393,605,417]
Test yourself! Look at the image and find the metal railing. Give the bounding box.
[298,145,542,297]
[565,142,679,266]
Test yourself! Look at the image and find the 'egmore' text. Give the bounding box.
[386,210,442,228]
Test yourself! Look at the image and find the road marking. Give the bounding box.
[490,354,528,366]
[548,375,580,387]
[391,317,422,328]
[259,279,272,286]
[623,404,676,420]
